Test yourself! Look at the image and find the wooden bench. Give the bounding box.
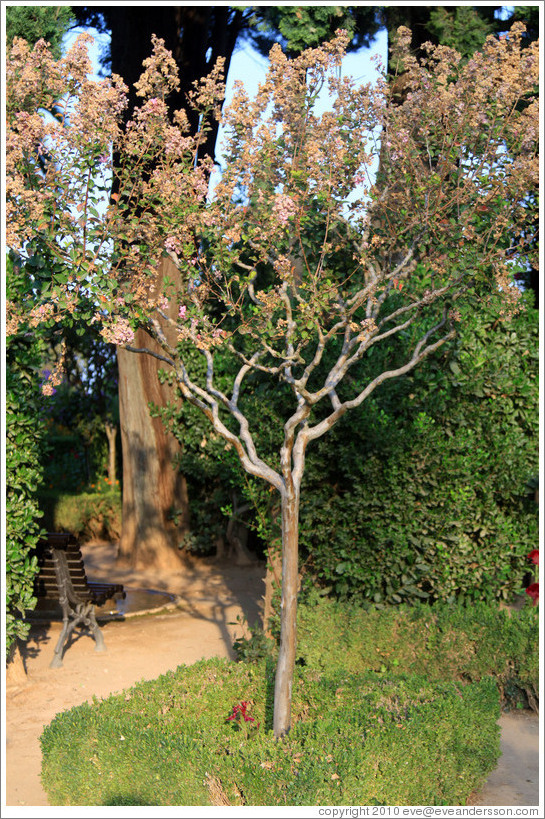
[32,533,125,668]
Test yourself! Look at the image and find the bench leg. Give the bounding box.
[50,608,105,667]
[81,606,106,653]
[50,617,71,668]
[90,619,106,653]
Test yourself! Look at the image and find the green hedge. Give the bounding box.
[5,379,43,656]
[166,296,538,606]
[299,298,539,605]
[5,255,47,656]
[37,488,122,542]
[41,658,500,806]
[293,596,539,710]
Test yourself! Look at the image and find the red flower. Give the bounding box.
[226,701,255,723]
[527,550,539,565]
[526,582,539,604]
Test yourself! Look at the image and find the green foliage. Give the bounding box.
[244,5,382,56]
[166,295,538,606]
[299,297,539,604]
[39,327,120,491]
[40,656,500,806]
[154,350,273,555]
[38,486,122,542]
[426,6,496,56]
[293,595,539,710]
[5,4,74,58]
[5,259,48,656]
[232,614,277,664]
[40,419,89,492]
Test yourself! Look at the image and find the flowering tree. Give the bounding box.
[6,25,538,735]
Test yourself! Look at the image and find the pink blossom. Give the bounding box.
[100,317,134,346]
[273,193,298,226]
[178,305,187,320]
[165,236,181,254]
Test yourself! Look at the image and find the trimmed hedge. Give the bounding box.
[294,597,539,710]
[37,488,122,542]
[40,658,500,806]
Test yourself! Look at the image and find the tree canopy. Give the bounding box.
[6,23,538,731]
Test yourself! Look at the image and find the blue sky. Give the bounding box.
[62,16,388,205]
[63,14,388,90]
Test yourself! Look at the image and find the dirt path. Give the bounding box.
[3,542,540,810]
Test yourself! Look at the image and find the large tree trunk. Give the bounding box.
[117,256,189,571]
[104,6,245,571]
[104,420,117,486]
[273,488,300,737]
[105,5,244,163]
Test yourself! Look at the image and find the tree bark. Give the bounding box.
[117,256,189,571]
[263,542,282,638]
[6,641,28,687]
[273,488,300,737]
[103,6,245,571]
[104,420,117,486]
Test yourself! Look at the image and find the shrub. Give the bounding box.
[233,596,538,711]
[40,657,500,806]
[37,487,122,541]
[40,420,89,492]
[5,256,47,657]
[299,298,539,605]
[162,297,538,606]
[293,596,539,710]
[5,379,43,656]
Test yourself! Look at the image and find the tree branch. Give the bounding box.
[303,313,455,444]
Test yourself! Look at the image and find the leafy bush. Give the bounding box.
[38,329,121,492]
[159,296,538,605]
[38,486,122,542]
[41,657,500,806]
[299,297,539,604]
[5,376,43,656]
[40,419,89,492]
[5,257,48,657]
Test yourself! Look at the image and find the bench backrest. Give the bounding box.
[33,534,93,604]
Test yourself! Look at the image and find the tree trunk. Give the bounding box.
[103,7,245,573]
[263,542,282,638]
[104,421,117,486]
[6,641,27,687]
[273,489,300,737]
[117,256,189,571]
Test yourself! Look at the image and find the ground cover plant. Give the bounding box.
[7,25,538,735]
[40,656,500,807]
